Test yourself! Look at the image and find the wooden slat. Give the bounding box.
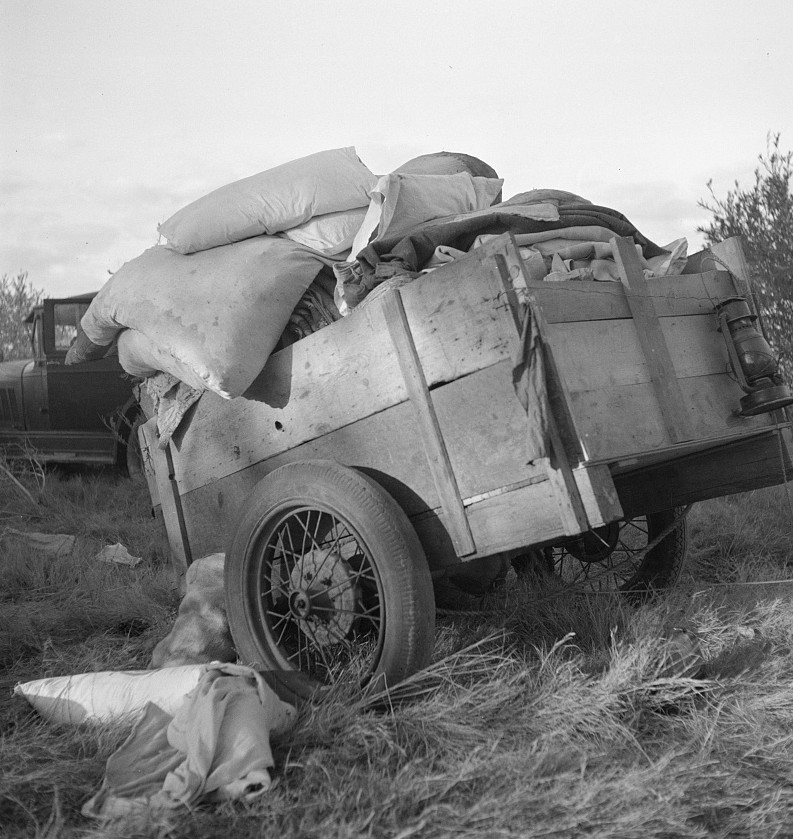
[415,462,623,562]
[143,418,192,586]
[545,314,727,391]
[614,425,793,516]
[612,236,693,443]
[570,373,774,462]
[525,301,589,533]
[383,289,475,557]
[432,360,547,497]
[522,270,738,324]
[138,416,160,509]
[485,240,590,533]
[574,464,623,527]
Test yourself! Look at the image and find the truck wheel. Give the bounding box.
[524,508,688,600]
[225,460,435,702]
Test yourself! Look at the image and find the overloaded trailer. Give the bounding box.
[138,233,793,701]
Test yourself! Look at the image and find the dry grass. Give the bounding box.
[2,464,793,838]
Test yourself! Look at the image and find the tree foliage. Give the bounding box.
[0,271,42,361]
[698,133,793,378]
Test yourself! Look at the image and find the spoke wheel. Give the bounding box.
[225,460,435,702]
[549,508,688,598]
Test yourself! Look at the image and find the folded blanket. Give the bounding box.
[355,201,665,278]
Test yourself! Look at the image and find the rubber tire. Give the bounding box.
[625,508,689,594]
[548,507,688,601]
[225,460,435,702]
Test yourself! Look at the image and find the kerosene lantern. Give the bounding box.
[715,296,793,416]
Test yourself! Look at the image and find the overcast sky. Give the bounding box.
[2,0,791,299]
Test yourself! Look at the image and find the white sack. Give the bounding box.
[281,206,368,255]
[158,147,376,254]
[81,236,332,398]
[348,171,504,260]
[14,664,206,725]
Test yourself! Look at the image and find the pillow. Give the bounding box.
[158,147,376,254]
[394,151,500,180]
[349,171,504,260]
[14,664,206,725]
[281,207,368,255]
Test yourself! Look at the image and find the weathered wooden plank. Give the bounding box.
[614,425,793,516]
[138,415,160,509]
[612,236,693,443]
[525,301,590,533]
[384,290,475,556]
[416,463,623,561]
[483,241,591,534]
[545,314,726,392]
[574,464,623,527]
[142,417,192,585]
[432,360,546,498]
[398,233,521,382]
[522,270,738,323]
[570,373,775,462]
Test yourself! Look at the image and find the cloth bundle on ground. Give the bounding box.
[82,663,297,824]
[151,553,236,668]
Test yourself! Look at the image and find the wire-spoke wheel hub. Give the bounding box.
[249,505,385,683]
[287,548,360,646]
[548,509,688,596]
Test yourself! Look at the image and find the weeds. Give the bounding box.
[1,471,793,838]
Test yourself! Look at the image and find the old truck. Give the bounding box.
[0,292,141,473]
[137,234,793,701]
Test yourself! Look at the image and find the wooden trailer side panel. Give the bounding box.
[529,253,778,465]
[175,355,622,568]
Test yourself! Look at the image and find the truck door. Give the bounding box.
[22,311,49,432]
[41,300,133,432]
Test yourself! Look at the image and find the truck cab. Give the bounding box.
[0,293,139,471]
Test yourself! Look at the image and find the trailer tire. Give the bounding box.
[527,507,689,600]
[225,460,435,703]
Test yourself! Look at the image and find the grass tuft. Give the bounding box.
[1,471,793,837]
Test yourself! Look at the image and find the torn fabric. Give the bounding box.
[83,663,297,824]
[512,303,550,465]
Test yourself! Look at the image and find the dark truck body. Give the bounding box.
[0,292,138,469]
